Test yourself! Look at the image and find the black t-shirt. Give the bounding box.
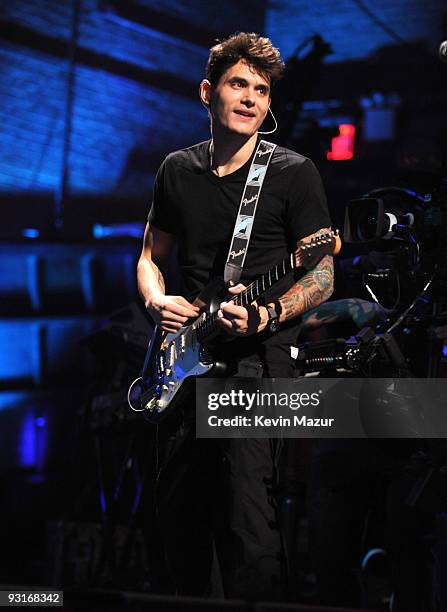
[148,139,331,367]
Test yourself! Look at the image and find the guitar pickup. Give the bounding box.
[180,334,186,354]
[167,344,175,368]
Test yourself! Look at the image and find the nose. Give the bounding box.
[241,86,256,107]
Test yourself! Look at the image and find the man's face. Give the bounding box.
[209,59,271,137]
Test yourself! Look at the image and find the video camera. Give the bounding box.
[343,184,447,279]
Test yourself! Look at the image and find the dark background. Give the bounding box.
[0,0,446,601]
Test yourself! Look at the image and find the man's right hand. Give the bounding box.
[146,294,200,333]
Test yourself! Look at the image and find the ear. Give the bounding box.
[199,79,211,108]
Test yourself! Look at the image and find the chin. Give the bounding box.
[227,123,258,137]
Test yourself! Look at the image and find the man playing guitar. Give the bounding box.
[137,32,334,600]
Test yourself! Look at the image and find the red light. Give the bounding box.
[327,123,355,160]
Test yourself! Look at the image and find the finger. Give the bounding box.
[166,304,198,318]
[216,315,239,335]
[220,302,248,318]
[161,325,180,334]
[165,301,198,318]
[227,283,246,294]
[161,310,189,324]
[173,296,200,313]
[219,308,246,329]
[161,321,182,333]
[217,316,232,329]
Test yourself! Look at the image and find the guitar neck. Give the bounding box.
[195,253,294,342]
[191,230,338,344]
[233,253,294,307]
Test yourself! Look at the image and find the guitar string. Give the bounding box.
[137,233,334,409]
[196,233,333,338]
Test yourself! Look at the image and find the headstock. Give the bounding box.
[293,230,341,270]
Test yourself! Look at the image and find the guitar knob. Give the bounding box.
[156,398,167,412]
[145,397,158,411]
[165,368,173,377]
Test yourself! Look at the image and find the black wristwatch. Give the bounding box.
[266,305,279,333]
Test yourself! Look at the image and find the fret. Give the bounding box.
[198,255,296,341]
[187,235,335,345]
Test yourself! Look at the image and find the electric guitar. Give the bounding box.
[128,230,341,423]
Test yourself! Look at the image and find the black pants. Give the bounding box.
[154,359,293,600]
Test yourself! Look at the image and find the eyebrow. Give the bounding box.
[227,76,270,91]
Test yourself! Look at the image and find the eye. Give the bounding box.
[257,86,268,95]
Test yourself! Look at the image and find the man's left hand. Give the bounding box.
[217,284,268,336]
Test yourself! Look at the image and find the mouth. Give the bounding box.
[234,110,256,119]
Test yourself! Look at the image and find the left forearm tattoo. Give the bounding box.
[278,254,334,323]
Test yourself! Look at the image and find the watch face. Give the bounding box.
[269,318,279,333]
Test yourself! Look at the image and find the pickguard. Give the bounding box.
[155,327,214,412]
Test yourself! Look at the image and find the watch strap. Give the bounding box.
[267,305,278,321]
[266,305,279,332]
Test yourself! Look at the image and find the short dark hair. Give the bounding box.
[206,32,284,89]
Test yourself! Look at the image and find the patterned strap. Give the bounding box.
[224,139,276,284]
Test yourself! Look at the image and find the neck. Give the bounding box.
[209,130,258,177]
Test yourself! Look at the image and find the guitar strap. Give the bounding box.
[224,139,276,285]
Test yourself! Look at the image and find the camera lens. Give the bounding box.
[358,210,378,241]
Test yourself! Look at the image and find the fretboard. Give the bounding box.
[195,253,294,342]
[233,253,294,307]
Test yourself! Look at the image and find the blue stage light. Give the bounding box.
[22,228,40,239]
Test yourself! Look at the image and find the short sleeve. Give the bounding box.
[147,158,176,234]
[285,158,332,243]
